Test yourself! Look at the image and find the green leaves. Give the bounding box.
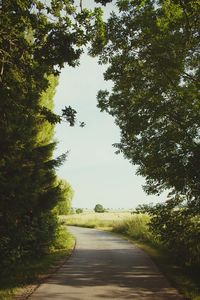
[94,1,200,266]
[96,0,200,205]
[40,107,62,124]
[136,198,200,266]
[56,179,74,215]
[0,0,112,266]
[62,105,77,126]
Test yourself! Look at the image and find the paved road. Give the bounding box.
[29,227,185,299]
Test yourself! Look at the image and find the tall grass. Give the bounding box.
[61,212,132,229]
[112,214,155,243]
[64,217,114,228]
[63,212,153,243]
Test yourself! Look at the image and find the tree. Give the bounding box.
[96,0,200,210]
[76,208,83,214]
[0,72,67,261]
[0,0,110,265]
[94,204,105,213]
[94,0,200,267]
[57,179,74,215]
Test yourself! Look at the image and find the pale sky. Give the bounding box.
[53,53,167,209]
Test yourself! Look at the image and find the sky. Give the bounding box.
[53,52,167,209]
[53,2,167,209]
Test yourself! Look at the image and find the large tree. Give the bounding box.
[97,0,200,210]
[0,0,110,264]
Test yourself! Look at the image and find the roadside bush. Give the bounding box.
[94,204,105,213]
[56,179,74,215]
[0,210,59,267]
[25,211,59,257]
[136,198,200,267]
[52,226,74,250]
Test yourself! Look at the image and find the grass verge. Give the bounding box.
[0,228,75,300]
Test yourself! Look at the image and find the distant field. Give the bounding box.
[60,212,133,228]
[61,212,151,242]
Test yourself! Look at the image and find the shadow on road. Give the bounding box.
[42,247,185,299]
[29,227,185,299]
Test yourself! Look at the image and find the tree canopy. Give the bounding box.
[0,0,110,266]
[94,0,200,267]
[97,0,200,210]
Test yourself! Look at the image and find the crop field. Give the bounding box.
[60,211,133,228]
[60,212,151,240]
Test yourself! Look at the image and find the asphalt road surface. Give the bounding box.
[29,226,185,299]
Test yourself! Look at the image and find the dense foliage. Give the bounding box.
[0,73,62,264]
[95,0,200,266]
[136,201,200,267]
[97,0,200,206]
[56,179,74,215]
[0,0,108,266]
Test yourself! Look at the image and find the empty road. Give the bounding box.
[29,226,184,299]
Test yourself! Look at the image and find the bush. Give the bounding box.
[94,204,105,213]
[52,226,74,250]
[136,198,200,267]
[56,179,74,215]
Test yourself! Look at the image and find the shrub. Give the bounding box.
[52,226,74,250]
[56,180,74,215]
[136,198,200,267]
[94,204,105,213]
